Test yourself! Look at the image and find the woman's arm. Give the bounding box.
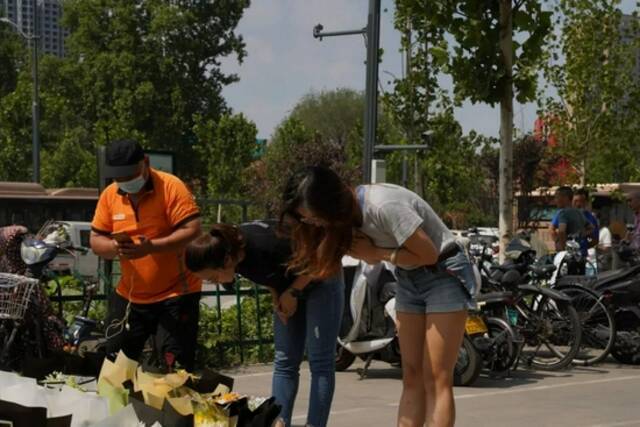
[279,275,313,321]
[350,228,439,266]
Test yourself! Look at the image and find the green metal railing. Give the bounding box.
[48,198,274,366]
[49,266,273,366]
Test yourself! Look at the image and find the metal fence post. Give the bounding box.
[235,283,244,363]
[254,284,264,360]
[216,283,224,365]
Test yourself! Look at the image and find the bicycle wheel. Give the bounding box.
[556,284,616,366]
[513,291,582,371]
[484,317,517,374]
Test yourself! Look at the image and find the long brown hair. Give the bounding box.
[280,166,362,279]
[185,224,244,272]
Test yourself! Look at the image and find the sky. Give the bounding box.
[220,0,637,140]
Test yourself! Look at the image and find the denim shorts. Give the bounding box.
[395,249,476,314]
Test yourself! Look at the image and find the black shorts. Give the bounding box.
[105,291,201,371]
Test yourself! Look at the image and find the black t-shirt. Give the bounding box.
[236,220,296,294]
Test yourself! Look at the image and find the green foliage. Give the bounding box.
[393,0,551,107]
[245,117,360,215]
[289,88,365,147]
[388,0,552,233]
[541,2,640,183]
[0,0,250,186]
[193,113,258,223]
[0,73,32,181]
[0,20,25,98]
[46,275,107,325]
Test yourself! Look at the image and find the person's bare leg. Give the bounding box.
[423,311,467,427]
[396,312,427,427]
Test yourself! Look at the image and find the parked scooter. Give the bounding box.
[20,221,104,354]
[336,257,484,386]
[335,257,401,378]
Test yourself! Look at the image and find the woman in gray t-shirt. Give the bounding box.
[281,166,475,427]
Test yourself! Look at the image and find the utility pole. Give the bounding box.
[313,0,381,184]
[32,0,40,183]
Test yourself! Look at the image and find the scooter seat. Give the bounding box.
[558,264,640,289]
[476,291,513,305]
[529,264,556,277]
[380,281,397,304]
[492,263,519,272]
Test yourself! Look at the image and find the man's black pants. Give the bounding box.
[105,291,201,371]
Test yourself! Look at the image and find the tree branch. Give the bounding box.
[513,0,527,13]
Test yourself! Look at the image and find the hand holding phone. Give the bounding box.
[111,232,134,244]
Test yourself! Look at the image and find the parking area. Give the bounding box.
[225,359,640,427]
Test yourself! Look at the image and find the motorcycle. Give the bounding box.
[336,256,485,386]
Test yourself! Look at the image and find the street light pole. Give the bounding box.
[362,0,381,185]
[31,0,40,183]
[0,5,40,183]
[313,0,381,184]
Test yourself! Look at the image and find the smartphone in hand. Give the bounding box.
[111,232,134,244]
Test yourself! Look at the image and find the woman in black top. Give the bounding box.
[185,220,344,427]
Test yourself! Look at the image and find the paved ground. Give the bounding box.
[225,359,640,427]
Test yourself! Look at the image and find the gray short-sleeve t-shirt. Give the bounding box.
[358,184,455,268]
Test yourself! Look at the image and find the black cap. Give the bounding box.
[104,139,145,178]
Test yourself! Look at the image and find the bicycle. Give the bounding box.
[540,234,617,366]
[469,231,582,371]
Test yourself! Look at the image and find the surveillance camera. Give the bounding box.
[313,24,324,39]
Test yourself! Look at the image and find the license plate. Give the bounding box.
[465,315,488,335]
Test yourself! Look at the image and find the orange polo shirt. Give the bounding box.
[91,169,202,303]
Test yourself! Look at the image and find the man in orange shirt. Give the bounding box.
[90,139,202,370]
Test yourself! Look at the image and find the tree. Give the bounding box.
[289,88,364,147]
[283,88,403,179]
[194,113,257,199]
[0,18,30,181]
[542,2,640,184]
[0,21,25,98]
[481,134,562,228]
[59,0,250,182]
[393,0,552,253]
[40,129,96,188]
[0,1,250,187]
[0,73,33,182]
[192,113,257,223]
[246,117,359,216]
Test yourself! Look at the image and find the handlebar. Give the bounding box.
[68,245,89,255]
[51,241,88,254]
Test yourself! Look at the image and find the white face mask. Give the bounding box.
[117,173,147,194]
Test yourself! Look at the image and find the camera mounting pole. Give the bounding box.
[313,0,381,184]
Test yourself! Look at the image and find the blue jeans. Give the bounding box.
[272,277,344,427]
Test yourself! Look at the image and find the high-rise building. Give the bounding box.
[0,0,68,58]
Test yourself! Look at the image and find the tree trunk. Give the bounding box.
[498,0,514,262]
